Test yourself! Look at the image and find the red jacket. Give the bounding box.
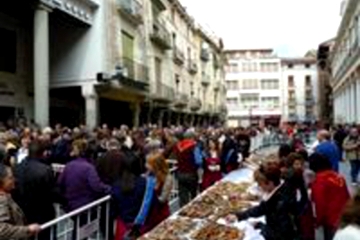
[174,139,197,174]
[311,170,350,229]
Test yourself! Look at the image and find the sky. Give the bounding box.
[180,0,343,57]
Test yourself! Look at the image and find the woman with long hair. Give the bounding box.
[201,137,222,190]
[334,190,360,239]
[145,153,172,231]
[112,154,156,240]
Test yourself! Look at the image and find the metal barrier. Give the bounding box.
[36,196,111,240]
[47,159,179,240]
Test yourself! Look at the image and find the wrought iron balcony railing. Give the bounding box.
[117,0,143,26]
[150,18,172,49]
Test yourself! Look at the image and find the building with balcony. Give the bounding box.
[331,0,360,124]
[281,56,318,123]
[0,0,225,129]
[225,49,283,127]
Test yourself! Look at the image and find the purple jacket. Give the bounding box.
[58,158,111,212]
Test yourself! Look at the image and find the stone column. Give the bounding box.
[34,4,51,127]
[82,85,99,130]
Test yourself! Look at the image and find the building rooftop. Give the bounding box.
[281,57,316,65]
[224,49,274,54]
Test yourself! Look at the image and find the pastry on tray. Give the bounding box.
[178,192,227,219]
[191,222,245,240]
[208,181,251,197]
[140,217,197,240]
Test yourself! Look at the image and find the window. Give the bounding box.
[0,28,17,73]
[227,63,239,73]
[261,79,279,90]
[305,75,311,86]
[305,64,311,68]
[241,79,258,89]
[155,57,162,83]
[288,64,293,69]
[261,97,280,109]
[240,94,259,109]
[226,98,238,105]
[259,63,279,72]
[288,90,296,100]
[122,31,135,78]
[226,80,238,90]
[288,76,294,87]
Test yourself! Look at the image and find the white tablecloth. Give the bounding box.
[219,168,265,240]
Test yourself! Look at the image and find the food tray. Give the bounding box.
[191,221,245,240]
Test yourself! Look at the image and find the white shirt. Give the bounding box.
[334,225,360,240]
[17,148,28,164]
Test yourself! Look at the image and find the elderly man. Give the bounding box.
[315,130,341,172]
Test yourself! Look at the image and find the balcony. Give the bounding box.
[201,74,210,87]
[150,19,172,50]
[173,47,185,65]
[213,81,221,92]
[200,48,210,62]
[116,57,149,91]
[213,55,221,69]
[305,96,314,106]
[152,82,175,103]
[189,97,202,112]
[117,0,143,26]
[188,60,198,74]
[173,93,188,108]
[288,99,296,107]
[219,103,228,114]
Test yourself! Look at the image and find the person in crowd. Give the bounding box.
[112,154,156,240]
[16,136,30,165]
[334,189,360,240]
[280,153,315,240]
[309,152,350,240]
[278,143,292,162]
[315,130,341,172]
[96,138,124,186]
[226,163,299,240]
[220,129,239,173]
[144,153,172,231]
[235,127,251,160]
[12,140,60,240]
[58,139,110,240]
[51,129,72,164]
[201,137,222,190]
[0,163,41,239]
[342,128,360,185]
[333,124,348,160]
[173,130,203,207]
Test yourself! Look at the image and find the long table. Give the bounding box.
[143,166,265,240]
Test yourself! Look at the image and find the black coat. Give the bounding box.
[236,183,299,240]
[12,158,62,224]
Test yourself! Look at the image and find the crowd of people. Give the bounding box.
[0,120,358,240]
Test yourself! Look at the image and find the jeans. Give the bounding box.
[177,173,198,207]
[350,159,360,183]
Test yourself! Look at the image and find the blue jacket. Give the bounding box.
[315,141,341,172]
